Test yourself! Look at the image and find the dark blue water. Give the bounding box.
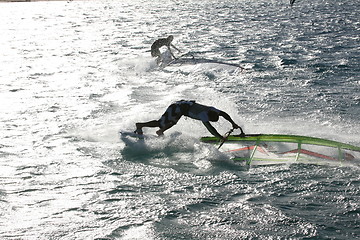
[0,0,359,239]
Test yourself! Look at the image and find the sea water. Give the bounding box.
[0,0,359,239]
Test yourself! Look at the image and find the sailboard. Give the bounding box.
[120,130,169,140]
[160,51,244,70]
[120,131,148,140]
[168,57,244,69]
[200,134,360,166]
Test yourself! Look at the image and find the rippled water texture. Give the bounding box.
[0,0,359,239]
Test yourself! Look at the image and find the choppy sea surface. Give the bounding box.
[1,0,359,239]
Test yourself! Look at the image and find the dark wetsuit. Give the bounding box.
[158,100,221,129]
[135,99,242,139]
[158,100,194,128]
[151,38,171,57]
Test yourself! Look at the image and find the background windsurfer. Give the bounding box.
[151,35,181,65]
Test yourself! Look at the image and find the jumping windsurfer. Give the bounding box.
[135,100,245,139]
[151,35,180,65]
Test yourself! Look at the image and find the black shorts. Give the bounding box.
[158,104,182,128]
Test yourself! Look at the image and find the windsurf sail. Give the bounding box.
[201,134,360,165]
[168,57,244,69]
[161,51,244,70]
[159,50,245,70]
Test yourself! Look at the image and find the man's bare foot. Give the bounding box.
[156,130,164,136]
[134,123,144,135]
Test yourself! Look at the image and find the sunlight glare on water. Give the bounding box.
[0,0,359,239]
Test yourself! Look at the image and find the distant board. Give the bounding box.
[168,57,243,68]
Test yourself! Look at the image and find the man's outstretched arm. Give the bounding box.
[219,111,245,135]
[167,46,177,59]
[170,44,181,52]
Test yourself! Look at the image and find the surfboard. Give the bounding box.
[120,130,162,140]
[120,131,145,139]
[200,134,360,165]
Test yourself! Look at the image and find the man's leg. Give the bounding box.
[155,122,175,136]
[135,120,160,134]
[135,103,178,135]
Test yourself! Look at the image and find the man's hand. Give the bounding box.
[222,133,231,141]
[232,124,245,137]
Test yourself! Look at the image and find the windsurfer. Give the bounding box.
[135,100,245,139]
[151,35,181,65]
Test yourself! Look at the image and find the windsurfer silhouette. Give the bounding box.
[135,100,245,139]
[151,35,181,65]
